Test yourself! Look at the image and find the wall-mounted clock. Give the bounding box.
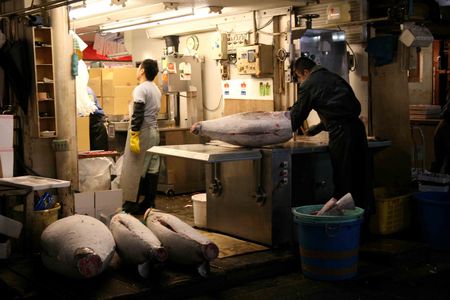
[186,35,199,51]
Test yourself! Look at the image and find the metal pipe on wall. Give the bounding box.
[0,0,84,18]
[272,15,282,111]
[50,6,78,216]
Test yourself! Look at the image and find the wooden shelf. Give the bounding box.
[32,27,57,138]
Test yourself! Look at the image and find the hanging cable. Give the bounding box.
[337,25,356,72]
[253,10,258,44]
[203,94,223,112]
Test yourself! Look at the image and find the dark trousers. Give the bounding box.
[328,119,373,214]
[89,113,108,151]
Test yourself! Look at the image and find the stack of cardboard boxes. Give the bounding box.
[0,114,21,258]
[77,67,139,152]
[88,67,138,116]
[74,190,123,225]
[0,115,14,178]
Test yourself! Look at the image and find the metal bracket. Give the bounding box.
[253,156,267,206]
[208,163,222,196]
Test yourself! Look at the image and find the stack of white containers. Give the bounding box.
[0,115,14,178]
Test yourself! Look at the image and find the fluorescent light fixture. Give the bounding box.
[100,6,194,30]
[69,0,122,20]
[101,6,223,33]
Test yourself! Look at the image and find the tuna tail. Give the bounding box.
[202,243,219,261]
[190,122,202,135]
[151,246,169,262]
[74,247,103,278]
[197,261,210,277]
[284,110,291,119]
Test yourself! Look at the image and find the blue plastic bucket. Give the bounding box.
[415,192,450,250]
[292,205,364,281]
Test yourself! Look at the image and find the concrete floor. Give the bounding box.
[1,193,450,299]
[154,193,450,300]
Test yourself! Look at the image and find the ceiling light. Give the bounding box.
[69,0,122,20]
[110,0,127,7]
[101,6,223,34]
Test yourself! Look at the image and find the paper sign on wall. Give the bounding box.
[222,79,273,100]
[179,62,192,80]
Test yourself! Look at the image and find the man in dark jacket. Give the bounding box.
[290,56,371,216]
[431,92,450,174]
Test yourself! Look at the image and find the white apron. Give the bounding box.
[120,125,160,202]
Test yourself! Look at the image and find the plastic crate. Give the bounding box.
[369,187,413,235]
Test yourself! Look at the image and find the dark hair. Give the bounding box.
[141,59,159,81]
[294,57,316,74]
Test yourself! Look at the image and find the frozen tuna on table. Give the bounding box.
[109,213,168,266]
[190,111,293,147]
[144,210,219,277]
[40,215,116,279]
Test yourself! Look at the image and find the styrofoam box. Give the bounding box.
[0,214,23,239]
[0,115,13,148]
[0,148,14,178]
[95,189,123,222]
[0,238,11,259]
[74,192,95,217]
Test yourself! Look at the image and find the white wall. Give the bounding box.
[128,12,276,121]
[128,30,164,63]
[127,9,377,125]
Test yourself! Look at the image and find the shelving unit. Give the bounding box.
[31,27,57,138]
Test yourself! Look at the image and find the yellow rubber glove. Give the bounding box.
[130,130,140,154]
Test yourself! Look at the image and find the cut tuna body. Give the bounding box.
[40,215,116,279]
[144,210,219,276]
[109,213,168,265]
[190,111,292,147]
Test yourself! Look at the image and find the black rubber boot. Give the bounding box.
[138,173,159,212]
[122,175,147,214]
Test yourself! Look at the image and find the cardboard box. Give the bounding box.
[74,192,95,217]
[103,84,135,98]
[0,147,13,178]
[95,190,122,222]
[102,68,138,85]
[89,68,102,79]
[0,214,23,239]
[102,97,130,115]
[101,68,138,97]
[101,79,114,97]
[0,238,11,259]
[88,77,102,97]
[0,115,13,148]
[113,86,135,98]
[76,117,90,152]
